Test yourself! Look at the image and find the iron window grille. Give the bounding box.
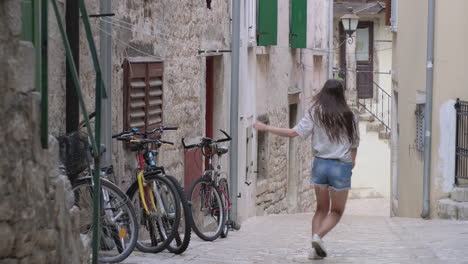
[415,103,425,152]
[455,99,468,185]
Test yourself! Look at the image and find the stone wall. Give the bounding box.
[252,0,329,216]
[48,0,231,189]
[0,1,87,263]
[254,48,316,215]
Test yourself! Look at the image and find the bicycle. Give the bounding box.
[58,130,138,263]
[113,127,191,254]
[182,130,232,241]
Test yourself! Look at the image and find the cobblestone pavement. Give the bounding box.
[123,199,468,264]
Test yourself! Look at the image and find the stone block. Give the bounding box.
[457,202,468,221]
[5,0,21,36]
[451,187,468,202]
[17,41,35,93]
[379,130,391,140]
[0,222,15,258]
[1,259,18,264]
[366,121,384,133]
[359,114,375,122]
[437,199,458,220]
[256,180,269,196]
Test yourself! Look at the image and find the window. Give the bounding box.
[455,99,468,184]
[290,0,307,49]
[415,103,425,152]
[123,58,164,135]
[257,0,278,46]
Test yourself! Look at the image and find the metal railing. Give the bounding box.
[50,1,107,263]
[358,79,391,132]
[455,99,468,185]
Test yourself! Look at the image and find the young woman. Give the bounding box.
[253,79,359,260]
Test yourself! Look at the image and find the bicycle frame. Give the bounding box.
[135,148,159,215]
[203,150,232,215]
[133,141,171,217]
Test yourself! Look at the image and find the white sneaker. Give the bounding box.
[308,248,324,260]
[311,234,327,258]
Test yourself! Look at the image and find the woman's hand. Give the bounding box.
[253,121,299,138]
[253,121,268,132]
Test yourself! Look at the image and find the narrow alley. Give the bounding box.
[123,199,468,264]
[3,0,468,263]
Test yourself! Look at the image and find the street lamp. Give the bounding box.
[340,7,360,39]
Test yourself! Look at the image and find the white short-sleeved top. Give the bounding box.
[293,110,360,163]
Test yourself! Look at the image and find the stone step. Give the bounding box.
[366,121,384,133]
[348,187,384,199]
[379,130,391,140]
[437,198,468,220]
[359,114,375,122]
[451,187,468,202]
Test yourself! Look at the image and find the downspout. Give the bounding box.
[421,0,435,219]
[100,0,112,169]
[229,0,241,226]
[328,0,334,79]
[65,0,80,134]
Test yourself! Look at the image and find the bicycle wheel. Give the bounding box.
[188,178,225,241]
[126,172,181,253]
[165,175,192,254]
[218,178,230,238]
[72,177,138,263]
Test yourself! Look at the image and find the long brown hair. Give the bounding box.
[310,79,358,144]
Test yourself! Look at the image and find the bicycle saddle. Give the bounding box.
[217,146,228,156]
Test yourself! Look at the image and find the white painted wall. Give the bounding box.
[435,100,457,193]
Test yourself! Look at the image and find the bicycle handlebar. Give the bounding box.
[112,126,179,139]
[181,129,232,149]
[115,136,174,146]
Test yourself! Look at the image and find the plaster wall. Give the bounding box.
[392,0,468,218]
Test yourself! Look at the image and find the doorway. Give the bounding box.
[184,57,215,191]
[287,103,299,213]
[356,21,374,99]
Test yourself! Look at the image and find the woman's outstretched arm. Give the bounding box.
[253,121,299,138]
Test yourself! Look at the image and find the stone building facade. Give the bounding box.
[46,0,331,223]
[240,0,331,218]
[48,0,231,191]
[0,1,86,263]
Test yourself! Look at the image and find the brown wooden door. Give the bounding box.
[356,21,374,99]
[183,57,214,192]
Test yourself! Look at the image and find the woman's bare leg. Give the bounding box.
[316,189,349,238]
[312,185,330,237]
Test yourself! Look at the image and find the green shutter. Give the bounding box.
[21,0,34,42]
[290,0,307,48]
[257,0,278,46]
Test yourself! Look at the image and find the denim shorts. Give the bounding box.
[311,157,353,191]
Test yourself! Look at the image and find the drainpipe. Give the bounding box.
[328,0,334,79]
[421,0,435,219]
[100,0,112,169]
[229,0,241,226]
[65,0,80,134]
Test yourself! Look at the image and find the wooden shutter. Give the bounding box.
[21,0,34,42]
[290,0,307,49]
[257,0,278,46]
[385,0,391,26]
[123,57,164,135]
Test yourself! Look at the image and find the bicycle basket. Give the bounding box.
[57,131,92,176]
